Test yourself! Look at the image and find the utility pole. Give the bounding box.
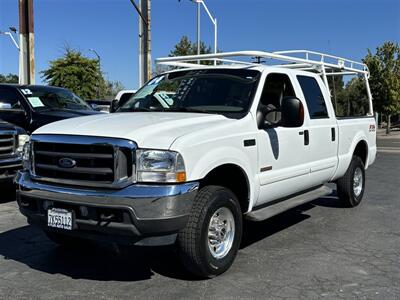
[197,0,200,59]
[18,0,35,84]
[131,0,151,87]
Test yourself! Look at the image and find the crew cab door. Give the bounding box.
[256,72,313,206]
[294,75,338,184]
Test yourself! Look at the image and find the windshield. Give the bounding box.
[117,69,260,117]
[20,86,92,111]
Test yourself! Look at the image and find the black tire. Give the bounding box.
[177,185,243,278]
[337,156,366,207]
[44,230,90,248]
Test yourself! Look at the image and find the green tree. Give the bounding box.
[0,73,18,83]
[104,80,125,99]
[41,48,106,100]
[155,36,215,75]
[169,35,212,58]
[364,41,400,134]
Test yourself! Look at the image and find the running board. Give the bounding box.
[246,186,332,222]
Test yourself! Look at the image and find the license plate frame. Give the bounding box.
[47,208,73,230]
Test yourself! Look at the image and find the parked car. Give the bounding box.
[0,84,101,134]
[15,50,377,278]
[0,120,28,183]
[110,89,137,112]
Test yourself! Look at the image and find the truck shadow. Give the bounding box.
[0,193,341,282]
[0,182,16,203]
[242,191,342,248]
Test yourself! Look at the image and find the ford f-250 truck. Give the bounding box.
[15,50,377,278]
[0,120,28,184]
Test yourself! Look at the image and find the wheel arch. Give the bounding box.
[199,163,251,214]
[353,139,368,166]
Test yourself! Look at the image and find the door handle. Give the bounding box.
[331,127,336,141]
[299,130,309,146]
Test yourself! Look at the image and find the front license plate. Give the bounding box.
[47,208,73,230]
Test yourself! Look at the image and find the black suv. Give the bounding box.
[0,120,27,183]
[0,84,101,134]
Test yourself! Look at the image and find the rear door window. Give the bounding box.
[297,76,329,119]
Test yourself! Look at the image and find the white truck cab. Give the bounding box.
[16,50,376,278]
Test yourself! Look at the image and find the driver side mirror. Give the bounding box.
[280,97,304,128]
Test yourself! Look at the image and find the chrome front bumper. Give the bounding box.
[15,171,199,245]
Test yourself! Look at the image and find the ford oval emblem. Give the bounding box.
[58,158,77,168]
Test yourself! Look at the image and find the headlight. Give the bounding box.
[17,134,30,154]
[136,149,186,183]
[22,141,32,170]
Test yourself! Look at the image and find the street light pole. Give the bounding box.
[188,0,218,65]
[89,49,101,98]
[197,1,200,62]
[0,31,20,50]
[89,48,101,66]
[1,28,21,82]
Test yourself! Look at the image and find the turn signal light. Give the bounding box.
[176,172,187,183]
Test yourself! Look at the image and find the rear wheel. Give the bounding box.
[177,185,243,278]
[337,156,366,207]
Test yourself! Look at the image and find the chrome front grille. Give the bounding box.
[0,132,16,157]
[31,135,136,188]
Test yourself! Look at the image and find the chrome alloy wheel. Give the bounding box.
[353,167,363,197]
[207,207,235,259]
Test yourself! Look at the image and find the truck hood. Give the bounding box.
[29,109,102,133]
[33,112,233,149]
[35,109,101,118]
[0,119,26,134]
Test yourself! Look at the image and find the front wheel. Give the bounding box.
[337,156,366,207]
[177,185,243,278]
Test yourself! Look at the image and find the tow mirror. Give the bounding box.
[280,97,304,128]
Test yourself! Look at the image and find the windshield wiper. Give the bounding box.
[167,107,214,114]
[118,107,165,112]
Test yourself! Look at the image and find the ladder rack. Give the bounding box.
[156,50,373,114]
[156,50,369,77]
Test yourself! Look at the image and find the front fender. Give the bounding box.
[184,146,258,213]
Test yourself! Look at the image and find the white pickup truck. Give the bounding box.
[16,50,377,278]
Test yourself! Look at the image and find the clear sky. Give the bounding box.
[1,0,399,89]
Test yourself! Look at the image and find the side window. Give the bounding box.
[0,89,22,110]
[297,76,329,119]
[259,73,296,125]
[260,73,296,108]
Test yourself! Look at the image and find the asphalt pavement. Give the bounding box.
[0,136,399,299]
